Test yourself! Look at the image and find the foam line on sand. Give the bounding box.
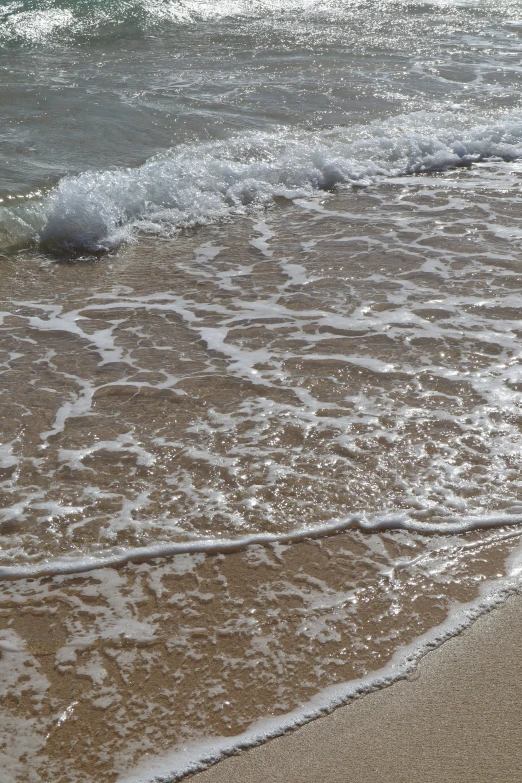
[188,591,522,783]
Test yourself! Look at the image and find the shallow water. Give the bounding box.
[1,526,520,783]
[3,170,522,778]
[3,0,522,780]
[3,0,522,250]
[4,167,522,571]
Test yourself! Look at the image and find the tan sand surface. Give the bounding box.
[191,591,522,783]
[2,530,518,783]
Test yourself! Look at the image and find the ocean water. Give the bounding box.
[3,1,522,780]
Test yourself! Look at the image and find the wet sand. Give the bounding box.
[191,590,522,783]
[1,530,520,782]
[4,174,522,782]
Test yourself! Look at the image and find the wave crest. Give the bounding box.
[0,0,350,45]
[3,111,522,254]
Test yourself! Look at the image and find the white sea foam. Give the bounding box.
[1,0,513,45]
[2,511,522,580]
[4,166,522,573]
[0,628,50,782]
[3,2,522,779]
[3,110,522,253]
[0,0,464,45]
[119,547,522,783]
[2,513,521,782]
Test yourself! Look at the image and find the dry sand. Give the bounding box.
[191,591,522,783]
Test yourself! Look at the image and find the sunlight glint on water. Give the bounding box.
[3,1,522,780]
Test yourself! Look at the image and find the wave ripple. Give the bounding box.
[2,112,522,254]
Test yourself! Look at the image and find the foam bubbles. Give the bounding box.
[4,161,522,575]
[9,111,520,253]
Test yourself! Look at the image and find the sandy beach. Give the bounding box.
[190,590,522,783]
[4,2,522,782]
[4,184,522,783]
[2,525,521,783]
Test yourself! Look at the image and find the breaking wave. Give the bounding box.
[3,110,522,254]
[0,0,358,45]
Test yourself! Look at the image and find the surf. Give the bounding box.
[1,110,521,254]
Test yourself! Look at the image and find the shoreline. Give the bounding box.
[3,528,520,783]
[186,590,522,783]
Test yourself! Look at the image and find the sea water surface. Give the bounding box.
[3,1,522,781]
